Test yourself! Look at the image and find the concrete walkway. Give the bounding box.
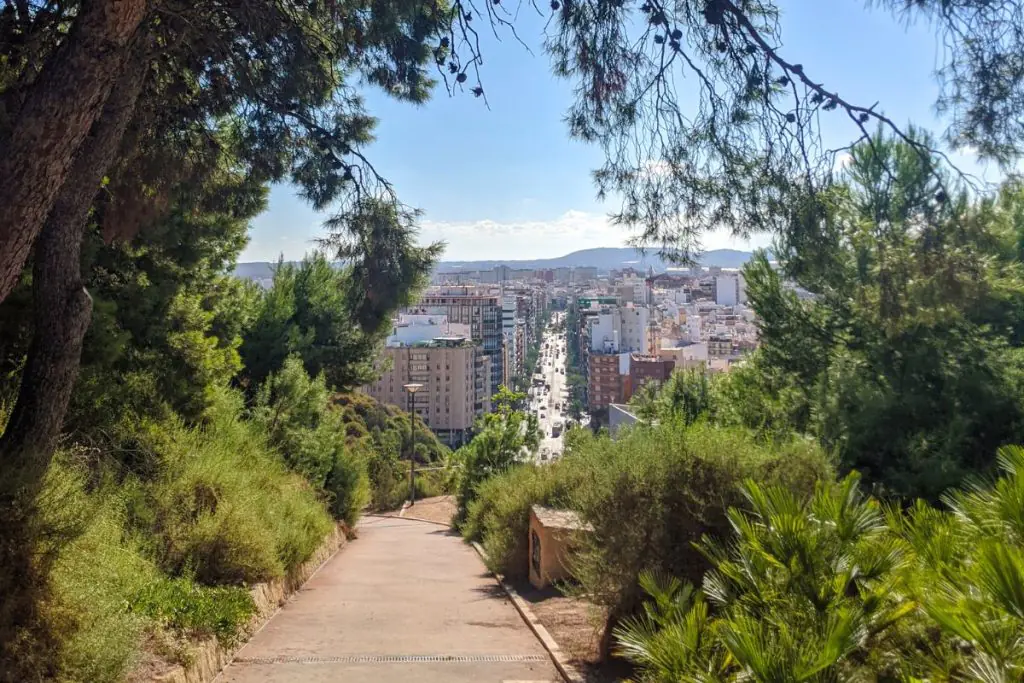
[217,516,560,683]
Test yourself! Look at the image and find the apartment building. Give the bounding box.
[502,298,521,382]
[624,354,675,401]
[588,352,624,412]
[586,303,651,355]
[412,287,504,399]
[362,336,491,447]
[708,335,734,358]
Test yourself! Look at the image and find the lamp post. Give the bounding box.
[403,382,424,506]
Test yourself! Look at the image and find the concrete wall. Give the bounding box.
[608,403,639,437]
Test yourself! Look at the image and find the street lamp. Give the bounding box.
[403,382,424,506]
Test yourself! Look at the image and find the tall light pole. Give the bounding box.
[403,382,424,506]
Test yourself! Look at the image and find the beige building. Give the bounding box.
[363,337,491,447]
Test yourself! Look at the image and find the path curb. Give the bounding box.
[471,542,586,683]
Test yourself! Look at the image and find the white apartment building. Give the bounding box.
[387,314,471,346]
[715,273,747,306]
[587,304,651,354]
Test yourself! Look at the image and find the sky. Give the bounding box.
[241,0,999,264]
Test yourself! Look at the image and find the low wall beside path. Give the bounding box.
[140,523,348,683]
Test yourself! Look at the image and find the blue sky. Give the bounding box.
[242,0,998,263]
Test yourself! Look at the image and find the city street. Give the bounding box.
[530,312,569,460]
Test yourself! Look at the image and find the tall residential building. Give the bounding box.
[586,304,651,355]
[588,352,624,412]
[362,336,491,447]
[714,273,746,306]
[624,354,675,401]
[411,286,504,399]
[501,296,524,383]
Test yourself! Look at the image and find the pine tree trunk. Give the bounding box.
[0,60,147,680]
[0,0,148,306]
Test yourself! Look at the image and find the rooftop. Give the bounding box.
[388,336,476,349]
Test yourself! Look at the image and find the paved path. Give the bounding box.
[217,516,560,683]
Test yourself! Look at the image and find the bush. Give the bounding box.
[325,446,371,525]
[569,421,831,624]
[41,459,157,683]
[463,462,580,578]
[253,357,371,526]
[132,408,333,584]
[27,409,335,681]
[334,392,451,511]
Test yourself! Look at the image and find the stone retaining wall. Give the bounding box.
[148,524,347,683]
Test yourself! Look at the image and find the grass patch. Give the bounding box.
[130,577,254,645]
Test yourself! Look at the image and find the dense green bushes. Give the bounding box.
[7,360,432,681]
[615,447,1024,681]
[333,391,450,510]
[463,418,833,649]
[253,357,370,526]
[34,423,330,683]
[132,405,333,584]
[463,462,581,579]
[40,458,157,683]
[568,423,830,620]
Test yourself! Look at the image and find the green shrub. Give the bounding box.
[134,408,333,584]
[560,420,831,657]
[26,406,335,682]
[325,447,371,526]
[615,448,1024,681]
[463,463,580,578]
[333,392,451,511]
[40,457,157,683]
[130,577,254,645]
[252,355,342,488]
[570,420,831,602]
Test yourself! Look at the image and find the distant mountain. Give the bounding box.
[233,247,760,281]
[233,261,277,279]
[435,247,758,272]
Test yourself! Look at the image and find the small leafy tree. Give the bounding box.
[252,356,369,525]
[453,386,541,523]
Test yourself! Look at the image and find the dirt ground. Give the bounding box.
[385,495,457,526]
[512,582,633,683]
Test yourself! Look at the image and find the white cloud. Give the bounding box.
[834,152,854,171]
[418,211,623,261]
[416,210,771,262]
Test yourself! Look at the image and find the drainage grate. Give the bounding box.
[235,654,548,665]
